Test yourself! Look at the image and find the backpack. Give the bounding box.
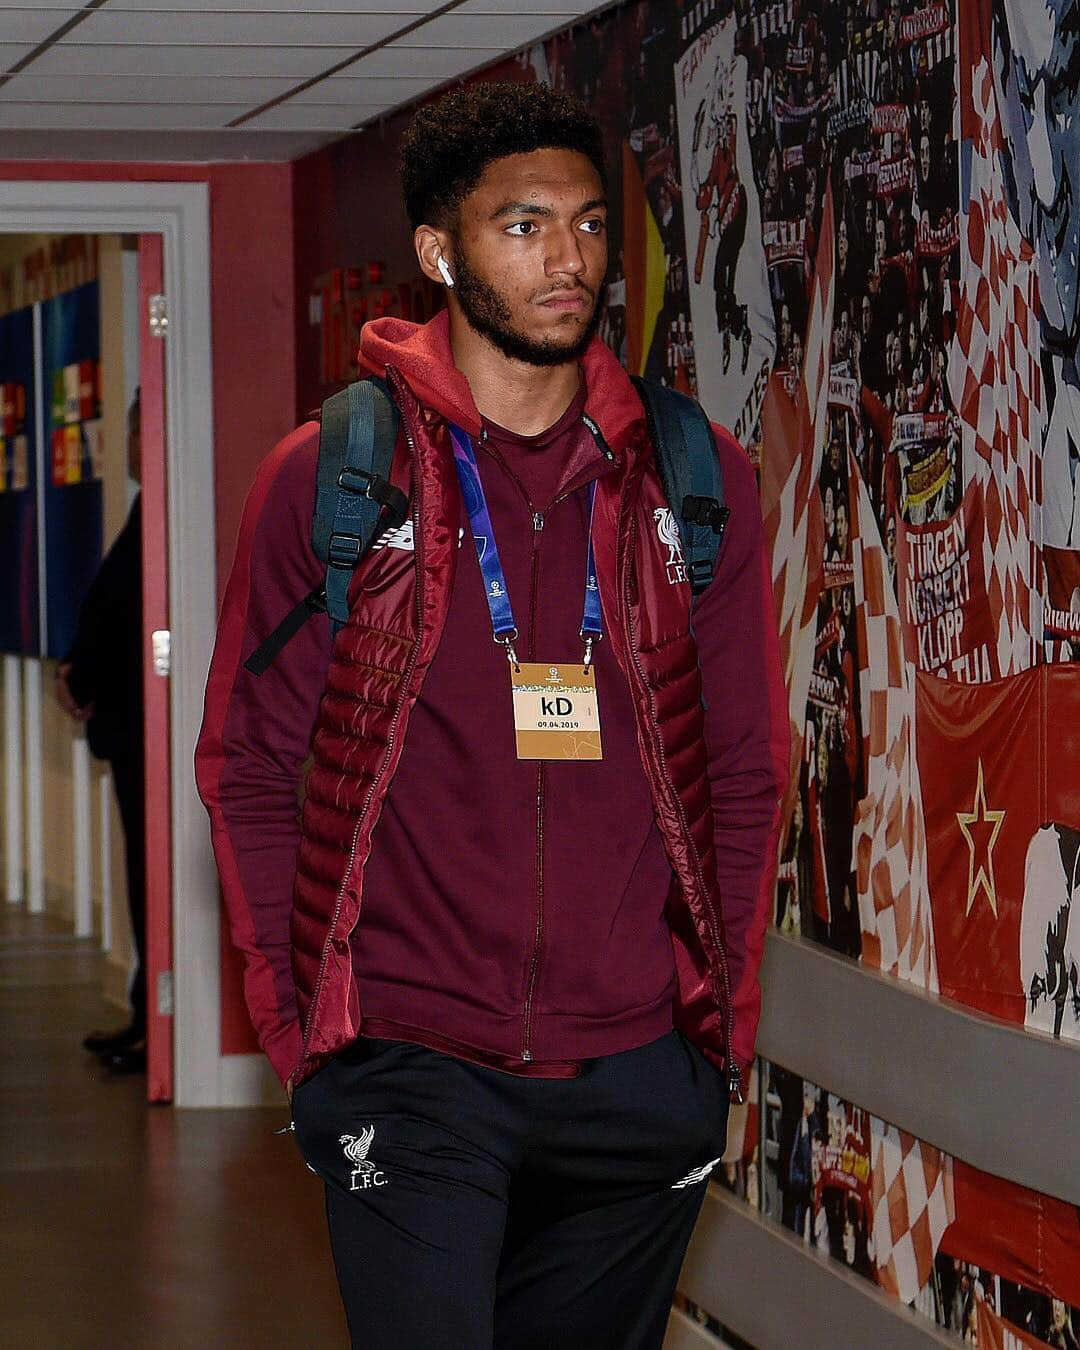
[245,375,728,677]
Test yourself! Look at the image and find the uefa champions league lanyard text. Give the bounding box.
[449,424,603,668]
[449,424,605,763]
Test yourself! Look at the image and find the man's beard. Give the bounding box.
[452,246,602,367]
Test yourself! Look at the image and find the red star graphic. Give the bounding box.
[956,759,1006,917]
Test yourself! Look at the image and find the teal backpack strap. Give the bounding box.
[316,375,406,630]
[243,375,406,676]
[631,376,729,597]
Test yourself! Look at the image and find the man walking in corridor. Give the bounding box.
[197,82,787,1349]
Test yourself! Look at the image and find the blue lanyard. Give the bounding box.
[449,424,603,666]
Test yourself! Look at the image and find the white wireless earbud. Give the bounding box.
[436,255,455,288]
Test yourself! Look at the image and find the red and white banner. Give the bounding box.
[828,370,860,420]
[763,218,807,267]
[872,104,910,139]
[876,158,915,199]
[897,487,996,681]
[900,3,950,45]
[915,211,960,260]
[1043,546,1080,660]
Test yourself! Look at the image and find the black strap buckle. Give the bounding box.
[682,494,731,537]
[338,466,409,532]
[327,531,362,568]
[688,557,714,592]
[338,466,379,498]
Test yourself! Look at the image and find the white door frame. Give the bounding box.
[0,180,234,1106]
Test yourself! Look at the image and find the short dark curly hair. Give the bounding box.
[400,81,607,229]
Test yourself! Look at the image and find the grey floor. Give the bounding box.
[0,906,348,1349]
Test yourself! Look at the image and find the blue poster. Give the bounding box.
[41,282,103,660]
[0,305,40,656]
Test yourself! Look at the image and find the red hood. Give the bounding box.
[358,310,645,451]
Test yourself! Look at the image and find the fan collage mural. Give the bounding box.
[527,0,1080,1342]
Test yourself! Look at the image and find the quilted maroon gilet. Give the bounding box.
[290,367,735,1088]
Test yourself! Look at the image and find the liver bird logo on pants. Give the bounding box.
[339,1125,389,1189]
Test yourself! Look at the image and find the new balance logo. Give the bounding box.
[671,1157,722,1189]
[371,520,415,552]
[371,524,465,553]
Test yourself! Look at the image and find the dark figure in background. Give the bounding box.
[787,1080,819,1241]
[693,106,750,374]
[56,390,145,1074]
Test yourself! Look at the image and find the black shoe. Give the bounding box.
[83,1023,144,1054]
[102,1044,147,1074]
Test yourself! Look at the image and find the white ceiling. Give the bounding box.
[0,1,614,162]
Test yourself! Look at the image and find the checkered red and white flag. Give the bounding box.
[869,1118,953,1304]
[947,50,1042,676]
[760,189,834,819]
[850,457,938,990]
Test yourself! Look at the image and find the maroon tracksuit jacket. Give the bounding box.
[196,314,788,1089]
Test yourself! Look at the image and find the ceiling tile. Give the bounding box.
[0,8,83,45]
[0,0,618,163]
[112,0,443,10]
[0,72,300,104]
[0,126,330,163]
[452,2,582,14]
[536,0,616,12]
[0,100,252,130]
[30,42,358,78]
[72,10,425,47]
[0,43,33,70]
[241,103,374,132]
[347,44,501,79]
[392,13,582,47]
[286,76,435,107]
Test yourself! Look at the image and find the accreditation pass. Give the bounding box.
[510,662,603,761]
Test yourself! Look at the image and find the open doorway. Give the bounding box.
[0,181,225,1106]
[0,229,171,1098]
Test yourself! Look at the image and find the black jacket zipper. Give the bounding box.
[477,435,590,1064]
[521,510,545,1062]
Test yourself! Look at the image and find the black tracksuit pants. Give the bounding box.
[291,1030,729,1350]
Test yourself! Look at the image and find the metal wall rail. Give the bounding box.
[663,1306,728,1350]
[681,1187,957,1350]
[756,930,1079,1205]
